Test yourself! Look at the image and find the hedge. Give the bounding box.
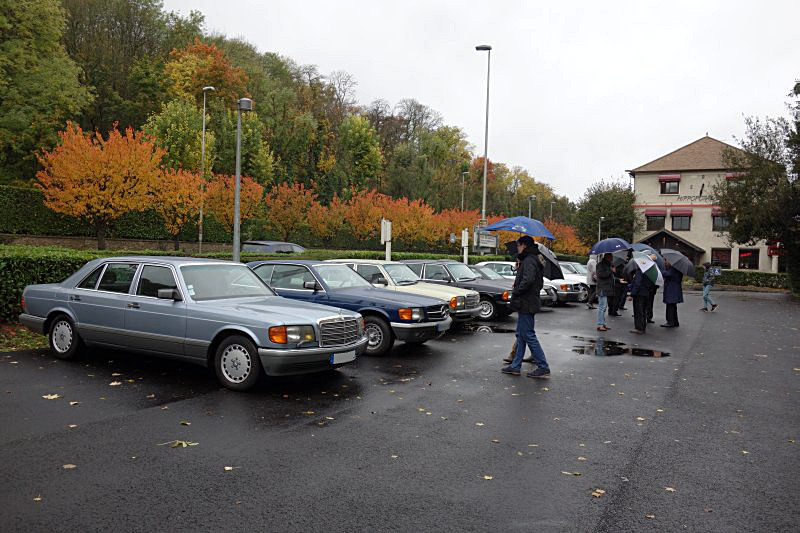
[692,265,790,290]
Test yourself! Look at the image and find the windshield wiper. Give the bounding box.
[397,280,417,285]
[458,277,478,282]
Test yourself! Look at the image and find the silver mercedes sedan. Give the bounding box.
[19,257,367,391]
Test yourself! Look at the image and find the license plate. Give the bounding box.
[330,351,356,364]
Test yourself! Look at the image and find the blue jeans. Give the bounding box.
[703,285,715,309]
[597,290,608,326]
[511,313,548,371]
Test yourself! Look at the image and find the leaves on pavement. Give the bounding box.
[62,464,76,469]
[42,394,61,400]
[159,440,199,448]
[591,488,605,497]
[109,381,122,386]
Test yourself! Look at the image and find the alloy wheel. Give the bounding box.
[365,323,383,348]
[221,344,252,383]
[51,320,73,353]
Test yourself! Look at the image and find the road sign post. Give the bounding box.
[461,228,469,264]
[381,219,392,261]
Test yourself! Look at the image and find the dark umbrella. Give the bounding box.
[590,237,631,255]
[536,243,564,280]
[660,248,696,277]
[631,243,666,271]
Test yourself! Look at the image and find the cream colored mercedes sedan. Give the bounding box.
[327,259,482,322]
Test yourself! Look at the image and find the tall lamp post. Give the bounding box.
[528,194,536,218]
[233,97,253,263]
[550,201,555,220]
[461,171,469,211]
[598,216,605,242]
[475,44,492,224]
[198,86,215,254]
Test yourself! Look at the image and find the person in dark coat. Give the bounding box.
[645,253,659,324]
[502,236,549,378]
[661,262,684,327]
[595,253,614,331]
[629,267,656,333]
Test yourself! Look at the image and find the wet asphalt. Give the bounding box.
[1,290,798,532]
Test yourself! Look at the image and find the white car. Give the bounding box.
[476,261,587,304]
[558,262,591,302]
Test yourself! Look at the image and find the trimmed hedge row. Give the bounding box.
[693,265,790,289]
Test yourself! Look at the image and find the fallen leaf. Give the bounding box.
[665,487,677,492]
[146,394,155,399]
[180,421,191,426]
[67,424,77,429]
[542,387,550,392]
[111,372,122,376]
[69,401,80,406]
[303,411,315,415]
[158,440,198,448]
[483,475,493,480]
[528,444,538,447]
[636,417,646,421]
[591,489,605,497]
[645,514,655,519]
[62,464,76,469]
[603,440,612,444]
[161,406,168,410]
[789,438,796,444]
[223,466,237,471]
[109,381,122,386]
[325,416,334,420]
[577,456,587,461]
[126,379,135,383]
[491,439,500,443]
[656,409,664,413]
[475,422,484,427]
[741,450,750,455]
[390,455,399,459]
[561,471,581,476]
[42,394,61,400]
[33,495,42,502]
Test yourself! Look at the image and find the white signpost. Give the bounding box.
[461,228,470,264]
[380,218,393,261]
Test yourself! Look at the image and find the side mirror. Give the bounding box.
[303,280,321,291]
[157,288,182,301]
[374,277,388,286]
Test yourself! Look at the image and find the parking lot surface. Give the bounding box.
[1,291,798,532]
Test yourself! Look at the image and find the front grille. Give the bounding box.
[465,294,480,309]
[426,305,449,321]
[319,317,360,347]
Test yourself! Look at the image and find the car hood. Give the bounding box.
[560,273,585,284]
[458,278,512,293]
[393,282,476,300]
[333,287,446,307]
[196,296,359,323]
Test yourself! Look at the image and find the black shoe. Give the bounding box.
[660,324,676,328]
[503,356,512,363]
[586,306,596,310]
[630,329,643,334]
[711,304,718,312]
[527,368,551,378]
[609,313,620,317]
[501,366,520,376]
[522,357,534,363]
[700,308,708,312]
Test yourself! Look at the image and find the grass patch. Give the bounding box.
[0,323,47,352]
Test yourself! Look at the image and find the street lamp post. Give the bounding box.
[475,44,491,224]
[550,201,555,220]
[198,86,215,254]
[461,171,469,211]
[598,216,605,242]
[528,194,536,218]
[233,97,253,263]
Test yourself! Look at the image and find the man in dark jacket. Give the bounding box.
[661,263,684,327]
[629,267,656,333]
[502,236,549,378]
[595,253,615,331]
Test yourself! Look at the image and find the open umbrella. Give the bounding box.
[628,255,664,287]
[660,248,695,277]
[590,237,631,255]
[631,243,665,271]
[484,216,556,240]
[624,251,662,281]
[503,241,564,280]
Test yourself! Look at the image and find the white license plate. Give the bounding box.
[331,351,356,364]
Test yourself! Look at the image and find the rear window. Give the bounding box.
[97,263,139,294]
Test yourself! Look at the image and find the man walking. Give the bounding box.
[595,253,614,332]
[701,262,718,312]
[502,236,550,378]
[630,266,655,334]
[661,261,684,327]
[585,255,597,309]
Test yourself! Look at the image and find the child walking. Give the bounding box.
[701,262,718,312]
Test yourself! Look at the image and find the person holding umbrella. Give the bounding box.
[595,253,614,331]
[625,254,663,333]
[661,260,684,327]
[585,255,597,309]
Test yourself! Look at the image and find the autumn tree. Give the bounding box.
[343,189,386,241]
[155,169,204,250]
[142,99,214,172]
[264,182,317,242]
[204,173,264,233]
[544,219,589,256]
[574,180,640,245]
[308,194,347,246]
[36,123,163,249]
[165,38,248,107]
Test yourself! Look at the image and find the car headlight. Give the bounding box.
[269,325,315,344]
[560,284,569,291]
[358,317,365,335]
[398,308,423,321]
[502,291,509,301]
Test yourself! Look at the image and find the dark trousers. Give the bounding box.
[646,292,656,322]
[633,295,649,332]
[609,285,621,314]
[665,303,679,326]
[586,285,596,306]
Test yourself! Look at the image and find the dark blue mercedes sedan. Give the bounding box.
[247,260,452,356]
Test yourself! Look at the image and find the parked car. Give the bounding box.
[248,260,452,356]
[402,260,511,320]
[327,259,482,322]
[18,257,366,391]
[558,262,591,302]
[477,261,587,304]
[468,265,557,307]
[242,241,306,254]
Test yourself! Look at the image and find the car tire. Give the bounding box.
[214,335,262,392]
[478,297,497,320]
[363,316,394,356]
[48,314,83,360]
[578,284,589,303]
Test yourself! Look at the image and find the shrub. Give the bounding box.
[693,265,789,289]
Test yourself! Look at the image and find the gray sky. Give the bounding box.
[165,0,799,200]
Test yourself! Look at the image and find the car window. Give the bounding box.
[384,264,419,285]
[356,264,383,284]
[270,265,316,290]
[406,263,423,276]
[97,263,139,294]
[242,243,268,252]
[446,263,478,281]
[274,244,294,254]
[252,264,275,284]
[291,245,305,253]
[494,264,514,275]
[424,264,450,281]
[474,266,503,280]
[137,265,178,298]
[180,264,274,301]
[315,264,372,288]
[560,264,576,274]
[77,265,104,289]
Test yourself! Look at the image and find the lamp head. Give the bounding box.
[475,44,492,51]
[203,86,216,92]
[238,98,253,112]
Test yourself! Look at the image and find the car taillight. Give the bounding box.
[20,295,25,312]
[268,326,288,344]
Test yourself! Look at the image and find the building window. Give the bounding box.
[712,216,730,231]
[660,181,679,194]
[711,248,731,269]
[646,216,665,231]
[672,216,691,231]
[738,249,759,270]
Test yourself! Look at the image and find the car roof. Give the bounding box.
[401,259,459,264]
[90,256,231,267]
[327,259,401,265]
[242,240,302,246]
[248,259,349,267]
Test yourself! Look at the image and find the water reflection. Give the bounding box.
[571,336,670,358]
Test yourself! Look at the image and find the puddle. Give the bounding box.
[570,336,670,358]
[462,324,516,334]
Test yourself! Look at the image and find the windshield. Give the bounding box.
[384,264,419,285]
[180,264,275,301]
[315,264,372,289]
[472,265,503,280]
[571,263,588,274]
[446,263,477,281]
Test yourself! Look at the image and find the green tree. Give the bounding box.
[0,0,92,183]
[211,105,274,186]
[714,103,799,294]
[574,180,640,244]
[142,98,214,172]
[337,115,383,188]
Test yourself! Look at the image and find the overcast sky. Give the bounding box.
[164,0,799,200]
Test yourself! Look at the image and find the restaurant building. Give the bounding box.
[627,136,777,272]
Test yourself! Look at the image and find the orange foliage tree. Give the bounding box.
[308,194,347,246]
[155,169,205,250]
[343,189,387,241]
[432,208,481,247]
[544,218,589,256]
[264,182,318,242]
[165,38,249,107]
[204,174,264,233]
[36,123,164,249]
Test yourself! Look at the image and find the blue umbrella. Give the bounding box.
[590,237,631,255]
[483,216,556,241]
[631,243,666,271]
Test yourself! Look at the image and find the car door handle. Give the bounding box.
[127,302,140,309]
[70,295,81,302]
